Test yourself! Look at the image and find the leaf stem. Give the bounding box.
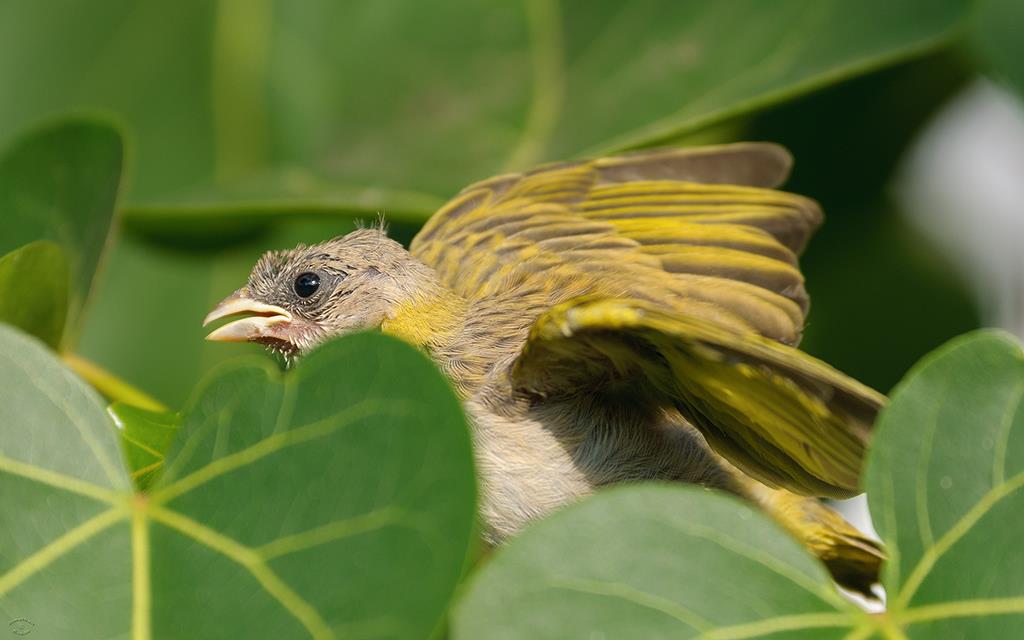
[502,0,565,171]
[131,497,152,640]
[212,0,272,180]
[61,353,167,412]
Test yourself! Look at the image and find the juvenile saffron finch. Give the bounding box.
[204,144,885,594]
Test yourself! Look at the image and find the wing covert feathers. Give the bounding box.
[513,298,886,498]
[411,143,821,346]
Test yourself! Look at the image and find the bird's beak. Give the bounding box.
[203,289,293,343]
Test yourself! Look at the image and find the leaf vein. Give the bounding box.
[149,505,332,639]
[546,576,712,632]
[130,459,164,480]
[154,399,410,504]
[2,353,123,485]
[273,379,298,435]
[0,453,121,504]
[0,506,127,597]
[900,596,1024,624]
[257,507,407,560]
[695,611,859,640]
[160,380,253,483]
[131,505,151,640]
[119,432,164,458]
[673,520,846,609]
[915,381,950,550]
[895,469,1024,608]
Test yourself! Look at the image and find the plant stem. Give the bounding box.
[212,0,272,181]
[62,353,167,412]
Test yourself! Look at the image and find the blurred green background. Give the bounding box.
[3,0,1021,408]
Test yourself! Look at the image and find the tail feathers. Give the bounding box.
[812,525,886,598]
[745,482,884,597]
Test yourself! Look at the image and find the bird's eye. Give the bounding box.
[293,272,320,298]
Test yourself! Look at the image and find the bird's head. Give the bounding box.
[203,228,439,358]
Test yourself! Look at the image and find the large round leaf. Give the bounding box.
[866,330,1024,637]
[0,327,132,637]
[0,325,476,639]
[452,485,866,639]
[0,118,123,342]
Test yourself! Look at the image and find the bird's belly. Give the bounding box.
[463,397,594,544]
[463,394,734,545]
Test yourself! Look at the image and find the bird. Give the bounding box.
[202,143,886,595]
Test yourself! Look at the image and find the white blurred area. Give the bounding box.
[833,78,1024,607]
[897,78,1024,339]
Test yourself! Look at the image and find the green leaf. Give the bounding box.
[0,241,69,348]
[453,485,867,639]
[0,327,132,638]
[0,0,969,226]
[548,0,965,156]
[108,403,180,491]
[971,0,1024,95]
[866,330,1024,636]
[0,117,123,342]
[0,325,477,639]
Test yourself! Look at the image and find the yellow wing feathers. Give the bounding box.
[513,298,885,498]
[411,143,883,497]
[411,143,820,345]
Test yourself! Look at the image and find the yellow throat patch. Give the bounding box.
[380,290,466,349]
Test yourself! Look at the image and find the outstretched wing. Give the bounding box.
[410,143,821,345]
[513,298,885,498]
[411,143,883,496]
